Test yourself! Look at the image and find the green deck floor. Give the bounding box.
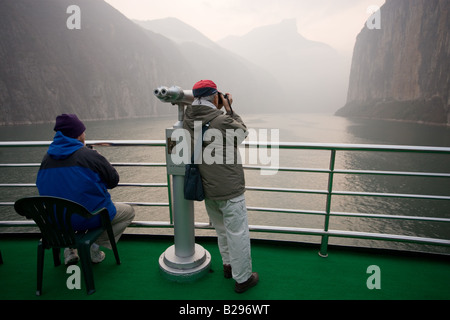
[1,235,449,300]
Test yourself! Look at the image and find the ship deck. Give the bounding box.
[1,140,450,305]
[1,234,449,301]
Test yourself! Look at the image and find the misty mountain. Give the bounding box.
[337,0,450,125]
[137,17,215,49]
[0,1,348,125]
[0,0,195,125]
[136,18,281,112]
[219,19,350,113]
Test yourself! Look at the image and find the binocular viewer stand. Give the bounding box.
[159,104,211,281]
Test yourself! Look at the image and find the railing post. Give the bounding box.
[319,149,336,257]
[166,174,173,225]
[158,103,211,281]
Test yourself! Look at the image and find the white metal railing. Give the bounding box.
[1,140,449,256]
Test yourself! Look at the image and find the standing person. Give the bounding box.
[36,114,135,265]
[183,80,258,293]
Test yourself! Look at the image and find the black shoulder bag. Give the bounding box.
[184,123,209,201]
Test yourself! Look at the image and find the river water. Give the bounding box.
[1,113,449,253]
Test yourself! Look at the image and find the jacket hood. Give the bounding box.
[48,131,84,160]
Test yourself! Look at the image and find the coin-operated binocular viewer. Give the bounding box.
[154,86,211,281]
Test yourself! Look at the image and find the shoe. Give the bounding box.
[235,272,259,293]
[223,264,232,279]
[90,245,105,264]
[64,248,79,266]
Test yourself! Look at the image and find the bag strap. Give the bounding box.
[191,122,210,164]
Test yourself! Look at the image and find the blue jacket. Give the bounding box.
[36,132,119,230]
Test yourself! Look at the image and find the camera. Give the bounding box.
[218,92,229,105]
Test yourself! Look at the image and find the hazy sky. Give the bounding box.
[105,0,385,54]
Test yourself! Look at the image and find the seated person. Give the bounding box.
[36,114,135,265]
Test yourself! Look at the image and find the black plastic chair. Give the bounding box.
[14,196,120,295]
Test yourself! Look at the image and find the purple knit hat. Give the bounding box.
[54,114,86,139]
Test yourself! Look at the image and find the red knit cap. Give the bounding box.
[192,80,218,97]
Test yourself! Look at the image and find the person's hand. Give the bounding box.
[221,93,233,114]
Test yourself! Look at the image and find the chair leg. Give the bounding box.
[106,225,121,265]
[0,250,3,264]
[110,238,121,265]
[36,242,45,296]
[79,244,96,295]
[52,248,61,267]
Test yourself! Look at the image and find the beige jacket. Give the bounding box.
[183,104,247,200]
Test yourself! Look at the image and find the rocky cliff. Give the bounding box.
[336,0,450,125]
[0,0,189,125]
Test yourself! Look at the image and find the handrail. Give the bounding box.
[246,141,450,153]
[0,140,449,256]
[0,140,166,147]
[3,140,449,152]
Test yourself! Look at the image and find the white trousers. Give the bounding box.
[96,203,135,249]
[205,194,252,283]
